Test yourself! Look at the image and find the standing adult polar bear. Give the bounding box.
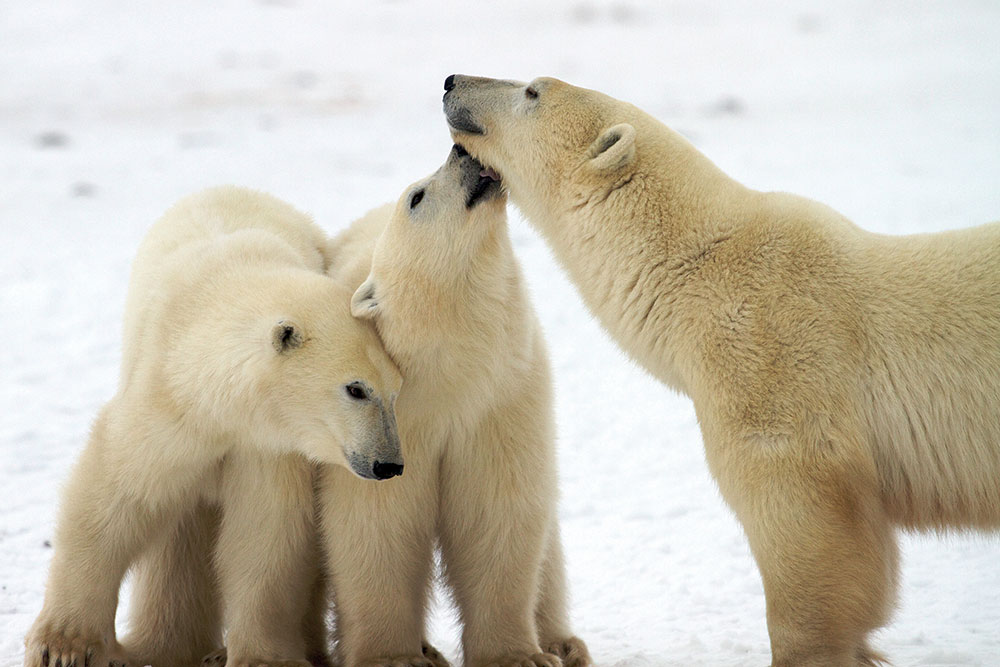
[323,146,589,667]
[443,75,1000,666]
[24,187,403,667]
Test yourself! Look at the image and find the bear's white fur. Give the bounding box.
[24,186,403,667]
[321,147,590,667]
[445,75,1000,666]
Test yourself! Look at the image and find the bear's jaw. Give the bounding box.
[466,167,502,209]
[445,106,485,135]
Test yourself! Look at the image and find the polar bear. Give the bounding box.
[320,146,590,667]
[24,186,403,667]
[443,75,1000,666]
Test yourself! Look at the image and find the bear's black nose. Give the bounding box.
[444,74,456,92]
[372,460,403,480]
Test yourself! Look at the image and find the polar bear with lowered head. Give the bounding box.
[24,186,403,667]
[322,145,590,667]
[444,75,1000,666]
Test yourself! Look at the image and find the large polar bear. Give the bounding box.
[322,146,590,667]
[24,186,403,667]
[443,75,1000,666]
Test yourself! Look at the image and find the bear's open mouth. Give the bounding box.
[453,143,503,208]
[460,146,502,208]
[466,166,501,208]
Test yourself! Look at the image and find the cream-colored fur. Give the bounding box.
[24,186,403,667]
[444,75,1000,666]
[321,147,590,667]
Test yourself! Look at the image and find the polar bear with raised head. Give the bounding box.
[444,74,1000,666]
[322,146,590,667]
[24,186,403,667]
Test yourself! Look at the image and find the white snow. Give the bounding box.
[2,1,999,665]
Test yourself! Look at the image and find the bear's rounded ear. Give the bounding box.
[586,123,636,172]
[271,320,304,354]
[351,277,380,320]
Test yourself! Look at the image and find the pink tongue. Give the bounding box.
[480,167,501,181]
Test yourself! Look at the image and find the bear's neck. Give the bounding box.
[514,137,757,395]
[380,228,536,399]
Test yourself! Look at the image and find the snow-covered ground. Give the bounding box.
[2,1,999,665]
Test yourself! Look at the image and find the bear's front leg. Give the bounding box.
[702,416,898,667]
[318,460,439,667]
[25,414,179,667]
[534,520,591,667]
[213,451,319,667]
[437,423,560,667]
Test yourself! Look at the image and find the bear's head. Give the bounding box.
[183,272,405,480]
[442,74,637,222]
[348,144,505,361]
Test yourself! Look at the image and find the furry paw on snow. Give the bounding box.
[544,637,591,667]
[480,652,562,667]
[201,648,226,666]
[420,643,449,667]
[200,648,310,667]
[23,625,108,667]
[356,656,441,667]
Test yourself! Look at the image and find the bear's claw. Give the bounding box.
[199,649,309,667]
[201,648,226,667]
[24,630,106,667]
[544,638,591,667]
[420,643,449,667]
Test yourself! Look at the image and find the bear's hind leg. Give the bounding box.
[24,412,183,667]
[120,500,222,667]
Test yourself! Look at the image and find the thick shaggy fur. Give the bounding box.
[444,75,1000,666]
[24,186,403,667]
[322,148,590,667]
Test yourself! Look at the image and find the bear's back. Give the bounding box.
[326,203,392,293]
[118,187,332,392]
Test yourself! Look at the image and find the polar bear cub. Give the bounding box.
[444,75,1000,666]
[321,146,590,667]
[24,186,403,667]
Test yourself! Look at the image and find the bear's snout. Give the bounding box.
[372,460,404,480]
[443,75,486,136]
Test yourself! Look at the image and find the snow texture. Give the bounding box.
[2,1,999,665]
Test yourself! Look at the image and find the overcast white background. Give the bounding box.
[2,1,999,665]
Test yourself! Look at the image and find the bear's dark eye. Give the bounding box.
[409,189,425,209]
[525,86,539,100]
[345,383,368,401]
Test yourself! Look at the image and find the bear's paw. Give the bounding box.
[544,638,591,667]
[23,624,109,667]
[420,643,449,667]
[357,656,440,667]
[480,652,562,667]
[201,648,311,667]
